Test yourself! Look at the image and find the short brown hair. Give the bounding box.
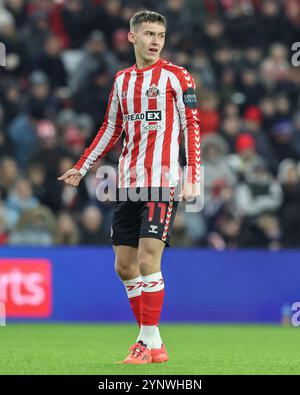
[130,10,167,31]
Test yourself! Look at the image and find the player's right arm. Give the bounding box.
[58,75,123,186]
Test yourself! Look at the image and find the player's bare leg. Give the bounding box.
[114,245,139,281]
[137,237,164,275]
[134,237,168,363]
[114,245,142,327]
[115,239,168,363]
[114,244,150,364]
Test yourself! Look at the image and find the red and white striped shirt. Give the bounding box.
[75,58,201,188]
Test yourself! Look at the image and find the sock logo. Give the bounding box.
[143,279,164,288]
[126,281,143,292]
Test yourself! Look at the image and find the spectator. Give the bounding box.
[36,34,67,89]
[198,17,227,55]
[79,205,110,245]
[1,79,22,127]
[21,10,51,64]
[112,28,135,68]
[278,159,300,247]
[8,109,39,169]
[202,134,237,216]
[95,0,127,46]
[0,201,9,245]
[190,50,216,89]
[228,133,266,179]
[24,70,61,120]
[242,214,282,250]
[0,157,18,199]
[242,106,278,171]
[235,162,282,218]
[70,30,119,97]
[241,45,264,70]
[220,115,241,153]
[159,0,192,50]
[293,112,300,155]
[4,0,27,29]
[30,120,73,180]
[9,205,55,246]
[5,178,39,228]
[55,211,79,245]
[198,89,220,135]
[259,96,276,132]
[26,162,48,205]
[60,0,90,49]
[270,120,300,162]
[208,213,243,250]
[0,8,29,76]
[284,0,300,48]
[73,64,113,127]
[258,0,287,49]
[239,68,263,109]
[39,154,87,214]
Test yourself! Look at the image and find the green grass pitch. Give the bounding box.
[1,323,300,375]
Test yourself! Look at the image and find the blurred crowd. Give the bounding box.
[0,0,300,249]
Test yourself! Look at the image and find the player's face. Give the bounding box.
[129,22,166,65]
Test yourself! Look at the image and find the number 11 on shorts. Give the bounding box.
[146,202,166,223]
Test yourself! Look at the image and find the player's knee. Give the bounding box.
[115,260,137,280]
[115,261,128,277]
[137,249,159,274]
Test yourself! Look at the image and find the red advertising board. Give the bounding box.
[0,259,52,317]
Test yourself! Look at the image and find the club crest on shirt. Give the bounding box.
[145,84,160,98]
[121,91,127,98]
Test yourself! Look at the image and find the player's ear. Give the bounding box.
[128,31,135,44]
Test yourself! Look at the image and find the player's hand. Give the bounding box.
[57,168,82,187]
[179,182,201,202]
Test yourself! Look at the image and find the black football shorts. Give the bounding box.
[111,187,179,248]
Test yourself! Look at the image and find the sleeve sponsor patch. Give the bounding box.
[183,88,198,109]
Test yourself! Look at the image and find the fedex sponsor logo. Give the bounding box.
[123,110,162,122]
[0,259,52,317]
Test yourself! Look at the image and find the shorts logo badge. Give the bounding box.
[145,84,160,98]
[149,225,158,234]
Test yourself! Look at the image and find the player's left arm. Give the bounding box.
[174,68,201,201]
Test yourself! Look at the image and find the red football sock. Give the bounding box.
[123,277,143,326]
[140,272,165,326]
[129,295,141,327]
